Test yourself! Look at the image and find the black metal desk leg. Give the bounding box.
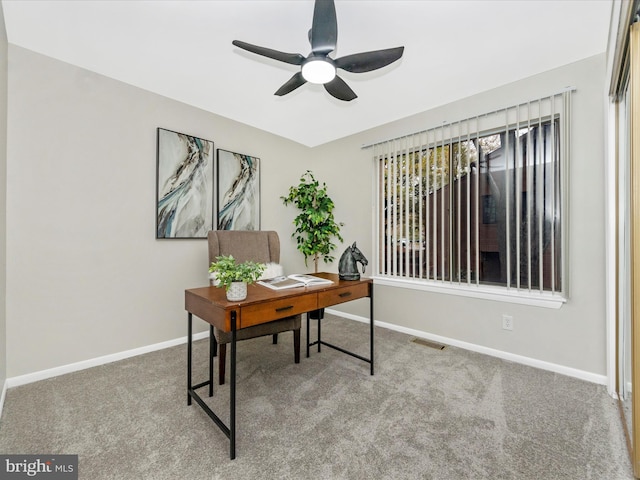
[209,325,214,397]
[230,311,237,460]
[317,317,321,352]
[187,313,193,406]
[370,288,374,376]
[306,313,310,358]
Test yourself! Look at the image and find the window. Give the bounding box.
[482,195,497,224]
[374,92,570,299]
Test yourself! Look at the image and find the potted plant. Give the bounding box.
[282,170,344,318]
[209,255,266,301]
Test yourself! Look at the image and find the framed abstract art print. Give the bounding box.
[216,149,260,230]
[156,128,214,239]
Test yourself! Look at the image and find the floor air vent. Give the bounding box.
[411,338,446,350]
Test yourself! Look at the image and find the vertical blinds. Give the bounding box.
[371,89,572,295]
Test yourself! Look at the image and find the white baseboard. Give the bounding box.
[6,330,210,388]
[0,378,7,420]
[325,308,608,386]
[4,310,607,391]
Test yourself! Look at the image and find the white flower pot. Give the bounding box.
[226,281,247,301]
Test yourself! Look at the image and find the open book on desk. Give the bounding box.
[257,274,333,290]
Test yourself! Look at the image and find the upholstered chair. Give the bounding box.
[208,230,301,384]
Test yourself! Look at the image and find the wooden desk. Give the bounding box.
[184,272,373,459]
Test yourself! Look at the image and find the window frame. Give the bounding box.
[371,92,572,309]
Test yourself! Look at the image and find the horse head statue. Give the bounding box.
[338,242,368,281]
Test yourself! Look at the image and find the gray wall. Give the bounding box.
[5,46,313,377]
[325,54,607,377]
[5,45,607,381]
[0,6,8,392]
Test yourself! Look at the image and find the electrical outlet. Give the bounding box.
[502,314,514,331]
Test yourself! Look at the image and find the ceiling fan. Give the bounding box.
[232,0,404,101]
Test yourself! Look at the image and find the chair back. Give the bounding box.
[207,230,280,265]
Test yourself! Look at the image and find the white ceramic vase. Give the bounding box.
[226,281,247,301]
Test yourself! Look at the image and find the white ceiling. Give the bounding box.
[1,0,612,147]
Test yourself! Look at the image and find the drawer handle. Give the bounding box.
[339,292,352,298]
[276,305,294,312]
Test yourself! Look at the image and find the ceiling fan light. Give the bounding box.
[301,58,336,84]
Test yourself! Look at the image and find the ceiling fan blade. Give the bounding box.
[334,46,405,73]
[324,76,357,101]
[232,40,305,65]
[310,0,337,55]
[274,72,307,96]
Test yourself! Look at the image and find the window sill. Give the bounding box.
[372,276,566,309]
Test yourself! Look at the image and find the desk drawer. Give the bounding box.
[318,283,370,308]
[241,293,317,328]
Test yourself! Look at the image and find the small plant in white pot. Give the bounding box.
[209,255,265,301]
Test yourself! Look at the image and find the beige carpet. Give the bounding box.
[0,314,633,479]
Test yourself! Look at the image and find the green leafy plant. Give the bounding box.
[281,170,344,272]
[208,255,265,290]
